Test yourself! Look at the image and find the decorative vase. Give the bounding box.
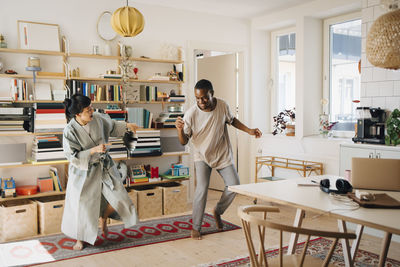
[286,124,295,136]
[319,114,329,137]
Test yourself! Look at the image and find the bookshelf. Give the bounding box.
[0,45,189,240]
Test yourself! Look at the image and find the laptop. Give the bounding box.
[351,158,400,191]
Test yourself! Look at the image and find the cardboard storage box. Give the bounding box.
[36,195,65,235]
[0,199,37,242]
[136,185,162,219]
[110,189,138,225]
[160,182,187,215]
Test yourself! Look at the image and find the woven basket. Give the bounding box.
[36,195,65,235]
[0,199,37,242]
[136,186,162,219]
[366,9,400,70]
[161,183,188,215]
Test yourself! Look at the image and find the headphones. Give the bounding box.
[320,178,353,194]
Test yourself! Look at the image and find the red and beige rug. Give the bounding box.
[198,237,400,267]
[0,213,240,266]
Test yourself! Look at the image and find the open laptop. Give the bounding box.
[351,158,400,191]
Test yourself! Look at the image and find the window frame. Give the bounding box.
[270,27,296,124]
[322,12,362,119]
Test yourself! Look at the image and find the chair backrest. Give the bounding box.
[238,205,356,267]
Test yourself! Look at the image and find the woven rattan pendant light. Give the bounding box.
[366,1,400,70]
[111,0,145,37]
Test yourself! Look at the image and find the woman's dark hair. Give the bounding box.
[63,94,91,122]
[195,79,214,95]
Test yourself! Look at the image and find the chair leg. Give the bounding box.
[257,225,268,266]
[299,235,311,266]
[322,238,338,267]
[242,220,258,267]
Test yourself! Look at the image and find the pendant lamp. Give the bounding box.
[366,1,400,70]
[111,0,145,37]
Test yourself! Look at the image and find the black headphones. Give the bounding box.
[320,178,353,194]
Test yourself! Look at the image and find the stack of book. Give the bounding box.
[49,167,63,191]
[108,137,127,159]
[130,130,162,157]
[32,135,66,162]
[0,107,28,133]
[66,80,122,101]
[105,109,126,121]
[126,107,153,128]
[168,95,185,102]
[9,78,28,101]
[139,85,158,102]
[35,103,67,133]
[156,111,184,128]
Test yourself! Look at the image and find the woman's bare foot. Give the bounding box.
[100,217,108,237]
[73,240,84,250]
[191,229,201,240]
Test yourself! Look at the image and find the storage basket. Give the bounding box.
[136,185,162,219]
[36,195,65,235]
[160,182,187,215]
[0,199,37,242]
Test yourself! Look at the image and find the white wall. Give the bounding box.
[0,0,251,199]
[360,0,400,110]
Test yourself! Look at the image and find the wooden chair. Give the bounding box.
[238,205,357,267]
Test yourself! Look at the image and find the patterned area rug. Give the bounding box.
[0,213,240,267]
[198,237,400,267]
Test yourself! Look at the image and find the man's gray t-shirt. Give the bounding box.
[183,98,234,169]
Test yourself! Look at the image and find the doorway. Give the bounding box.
[194,50,243,191]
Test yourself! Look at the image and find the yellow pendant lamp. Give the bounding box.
[366,3,400,70]
[111,1,145,37]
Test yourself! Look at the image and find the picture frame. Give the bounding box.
[17,20,61,52]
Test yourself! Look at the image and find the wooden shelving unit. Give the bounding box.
[127,177,189,188]
[0,48,65,56]
[0,152,189,169]
[68,53,120,60]
[0,74,66,80]
[255,156,323,182]
[0,191,65,202]
[0,47,189,240]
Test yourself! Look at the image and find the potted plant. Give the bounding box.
[385,108,400,146]
[272,109,295,136]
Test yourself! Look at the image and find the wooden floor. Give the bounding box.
[39,189,400,267]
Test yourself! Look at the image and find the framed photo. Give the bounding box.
[18,20,61,51]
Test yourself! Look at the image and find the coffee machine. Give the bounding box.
[352,107,386,144]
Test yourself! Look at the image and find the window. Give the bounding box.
[271,29,296,115]
[324,14,361,130]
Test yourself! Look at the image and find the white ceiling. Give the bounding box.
[131,0,317,19]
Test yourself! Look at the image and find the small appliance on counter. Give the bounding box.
[352,107,386,144]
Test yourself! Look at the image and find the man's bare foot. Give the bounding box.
[73,240,84,250]
[191,229,201,240]
[213,208,223,231]
[100,217,108,237]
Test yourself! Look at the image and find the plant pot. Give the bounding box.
[286,124,295,136]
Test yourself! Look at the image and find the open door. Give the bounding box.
[196,53,239,191]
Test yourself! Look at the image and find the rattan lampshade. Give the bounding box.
[111,6,144,37]
[366,9,400,70]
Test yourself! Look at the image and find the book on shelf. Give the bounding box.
[49,167,63,192]
[37,176,54,192]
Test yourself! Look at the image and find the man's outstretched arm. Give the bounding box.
[231,118,262,138]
